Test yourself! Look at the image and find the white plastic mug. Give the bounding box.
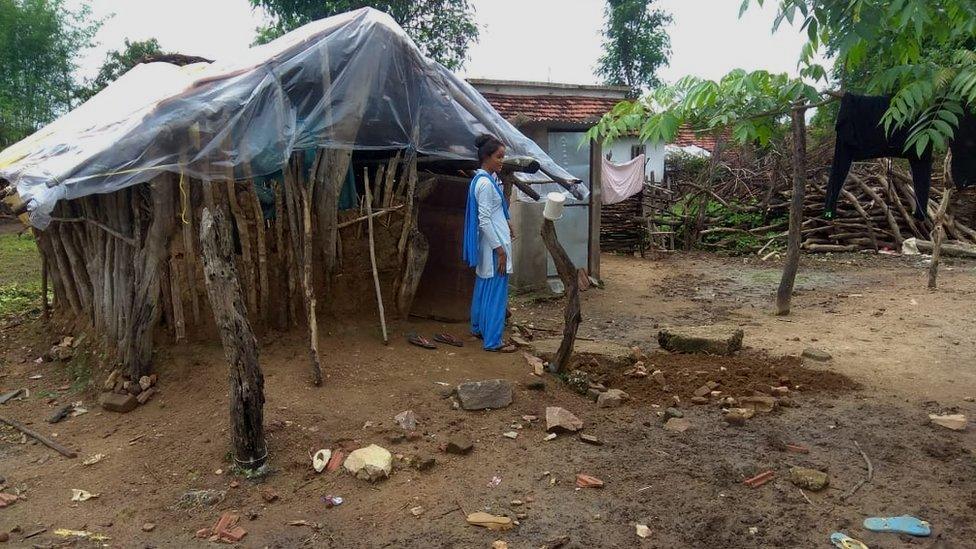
[543,192,566,220]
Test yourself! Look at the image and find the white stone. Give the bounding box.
[312,449,331,473]
[343,444,392,482]
[636,524,652,538]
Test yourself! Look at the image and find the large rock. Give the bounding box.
[343,444,392,482]
[456,379,513,411]
[597,389,629,408]
[657,326,744,355]
[100,392,137,413]
[546,407,583,432]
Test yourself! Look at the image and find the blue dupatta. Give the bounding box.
[462,171,510,268]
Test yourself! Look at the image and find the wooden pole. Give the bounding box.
[929,188,953,289]
[199,207,268,471]
[540,218,580,373]
[363,168,389,344]
[0,416,76,458]
[394,178,435,318]
[40,252,49,321]
[776,107,807,316]
[588,139,603,280]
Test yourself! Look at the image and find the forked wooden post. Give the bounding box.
[363,168,389,344]
[776,107,807,316]
[540,218,581,373]
[929,188,953,289]
[199,207,268,471]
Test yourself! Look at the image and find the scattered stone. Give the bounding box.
[492,541,508,549]
[671,395,681,406]
[435,385,455,399]
[103,370,120,391]
[629,346,645,363]
[123,381,142,395]
[522,415,538,422]
[651,370,667,388]
[663,418,691,432]
[523,352,546,376]
[141,523,156,532]
[466,512,513,531]
[597,389,629,408]
[70,489,98,502]
[789,467,829,491]
[445,436,474,455]
[394,410,418,431]
[0,493,17,508]
[410,506,425,517]
[177,489,226,508]
[929,413,967,431]
[412,455,436,471]
[657,326,744,355]
[456,379,514,410]
[575,474,604,488]
[739,396,777,413]
[771,386,789,396]
[200,512,247,543]
[693,384,712,397]
[260,488,279,503]
[690,396,708,405]
[136,388,155,405]
[100,392,137,413]
[543,433,557,441]
[541,535,571,549]
[138,376,153,391]
[0,531,8,542]
[510,499,523,506]
[579,433,602,445]
[502,431,518,439]
[343,445,393,482]
[636,524,652,539]
[82,453,105,466]
[664,407,683,420]
[801,348,832,362]
[723,408,754,426]
[624,362,648,378]
[546,407,583,432]
[586,388,603,401]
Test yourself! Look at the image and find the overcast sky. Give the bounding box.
[76,0,825,85]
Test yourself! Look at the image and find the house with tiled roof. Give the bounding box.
[468,79,668,289]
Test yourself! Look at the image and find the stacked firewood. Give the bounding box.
[646,139,976,254]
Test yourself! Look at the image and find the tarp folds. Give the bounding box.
[0,8,580,228]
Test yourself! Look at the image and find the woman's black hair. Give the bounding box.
[475,134,505,163]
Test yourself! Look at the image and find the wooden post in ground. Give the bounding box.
[588,139,603,280]
[929,188,953,289]
[394,177,435,318]
[540,218,581,373]
[776,107,807,316]
[363,168,389,344]
[40,252,49,321]
[199,207,268,471]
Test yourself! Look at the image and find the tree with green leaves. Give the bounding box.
[249,0,478,71]
[77,38,164,102]
[595,0,672,95]
[0,0,99,147]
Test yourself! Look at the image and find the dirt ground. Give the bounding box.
[0,252,974,548]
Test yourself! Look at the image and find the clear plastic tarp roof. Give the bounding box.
[0,8,581,228]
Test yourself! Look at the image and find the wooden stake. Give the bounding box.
[540,218,581,373]
[199,208,268,470]
[178,173,201,326]
[363,168,389,344]
[0,415,76,458]
[776,108,807,316]
[250,185,271,324]
[169,257,187,342]
[396,152,418,266]
[929,188,953,289]
[40,252,49,321]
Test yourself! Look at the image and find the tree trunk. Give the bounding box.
[540,219,581,373]
[199,207,268,471]
[776,108,807,316]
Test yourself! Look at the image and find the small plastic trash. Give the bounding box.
[323,495,343,508]
[863,515,931,537]
[830,532,869,549]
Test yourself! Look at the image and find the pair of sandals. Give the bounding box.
[407,332,463,349]
[407,332,516,353]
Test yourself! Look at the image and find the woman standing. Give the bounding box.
[463,134,516,352]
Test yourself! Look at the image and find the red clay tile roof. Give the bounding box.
[479,92,624,125]
[673,126,719,151]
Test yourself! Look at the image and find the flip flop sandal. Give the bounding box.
[407,333,437,349]
[486,344,517,353]
[830,532,869,549]
[433,333,464,347]
[863,516,931,537]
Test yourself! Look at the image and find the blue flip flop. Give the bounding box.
[863,516,931,537]
[830,532,869,549]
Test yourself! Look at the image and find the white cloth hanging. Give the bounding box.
[601,153,646,204]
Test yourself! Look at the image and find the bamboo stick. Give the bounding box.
[363,168,389,345]
[929,188,953,289]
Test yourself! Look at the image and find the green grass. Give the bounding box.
[0,231,42,318]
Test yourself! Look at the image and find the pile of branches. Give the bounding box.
[649,139,976,255]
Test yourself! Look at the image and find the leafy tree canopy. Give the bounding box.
[249,0,478,71]
[596,0,672,95]
[0,0,99,147]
